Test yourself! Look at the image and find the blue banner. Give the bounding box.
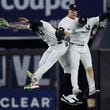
[0,89,56,110]
[0,49,57,88]
[0,0,103,38]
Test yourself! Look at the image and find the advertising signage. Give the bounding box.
[0,49,57,109]
[0,0,103,38]
[0,49,57,88]
[0,89,56,110]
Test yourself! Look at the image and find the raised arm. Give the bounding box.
[0,17,30,30]
[8,22,29,30]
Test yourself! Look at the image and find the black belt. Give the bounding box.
[70,42,84,46]
[58,41,69,46]
[58,41,63,44]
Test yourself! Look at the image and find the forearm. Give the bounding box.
[99,12,110,21]
[8,22,30,30]
[17,17,43,31]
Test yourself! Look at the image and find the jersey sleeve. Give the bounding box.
[27,24,31,29]
[41,20,56,32]
[88,16,99,27]
[40,20,46,28]
[59,20,73,33]
[58,20,65,29]
[40,20,51,29]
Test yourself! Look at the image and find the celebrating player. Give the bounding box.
[59,3,110,105]
[0,18,69,88]
[58,4,81,104]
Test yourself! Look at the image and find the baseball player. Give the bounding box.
[60,6,110,104]
[0,17,82,105]
[58,4,82,104]
[0,17,69,87]
[68,12,110,96]
[13,19,70,88]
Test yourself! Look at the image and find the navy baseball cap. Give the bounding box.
[68,4,77,11]
[78,17,87,25]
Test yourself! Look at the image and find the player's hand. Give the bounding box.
[17,17,29,24]
[0,17,9,28]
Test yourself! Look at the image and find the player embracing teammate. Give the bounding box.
[58,3,110,105]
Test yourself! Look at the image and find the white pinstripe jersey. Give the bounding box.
[59,16,99,45]
[34,20,58,46]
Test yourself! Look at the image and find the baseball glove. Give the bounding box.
[0,18,9,28]
[55,27,65,41]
